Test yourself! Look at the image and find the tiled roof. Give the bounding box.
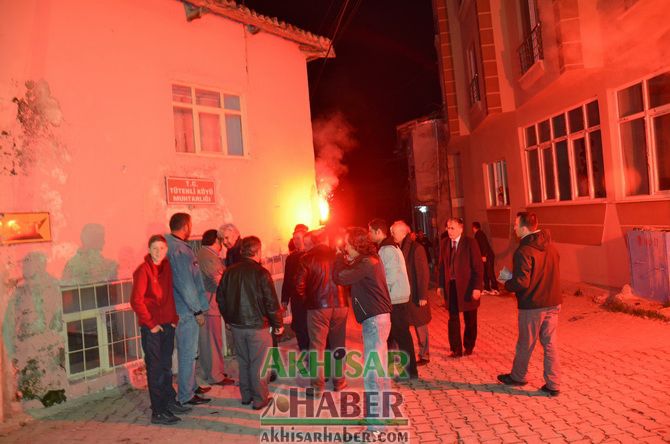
[182,0,335,60]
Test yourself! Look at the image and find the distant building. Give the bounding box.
[430,0,670,290]
[0,0,332,413]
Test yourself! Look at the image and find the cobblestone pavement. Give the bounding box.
[1,287,669,444]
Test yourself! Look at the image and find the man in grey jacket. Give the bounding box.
[166,213,211,407]
[196,229,234,388]
[369,219,418,379]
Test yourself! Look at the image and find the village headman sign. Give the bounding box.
[165,177,215,205]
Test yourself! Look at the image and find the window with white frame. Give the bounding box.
[485,159,510,207]
[62,280,142,378]
[523,100,606,204]
[172,84,245,156]
[616,71,670,196]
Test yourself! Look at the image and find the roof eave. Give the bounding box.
[181,0,335,60]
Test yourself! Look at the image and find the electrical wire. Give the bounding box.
[312,0,354,94]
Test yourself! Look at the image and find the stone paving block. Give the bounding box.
[497,432,521,443]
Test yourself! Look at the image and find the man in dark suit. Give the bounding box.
[472,222,499,295]
[438,217,484,357]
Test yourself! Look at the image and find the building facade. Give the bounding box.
[0,0,331,413]
[432,0,670,291]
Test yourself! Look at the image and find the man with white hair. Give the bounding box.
[391,220,432,366]
[219,223,242,267]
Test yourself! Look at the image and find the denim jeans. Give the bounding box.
[362,313,391,431]
[176,314,200,404]
[140,324,176,414]
[511,305,561,390]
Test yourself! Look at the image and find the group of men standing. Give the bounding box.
[132,209,563,426]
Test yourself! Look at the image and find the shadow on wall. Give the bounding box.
[61,223,118,286]
[2,252,67,407]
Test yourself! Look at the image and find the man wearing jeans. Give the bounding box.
[333,227,392,435]
[166,213,211,407]
[498,212,562,396]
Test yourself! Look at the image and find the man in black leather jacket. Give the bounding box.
[217,236,283,410]
[296,229,348,395]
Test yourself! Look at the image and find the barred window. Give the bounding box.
[484,160,510,207]
[62,280,141,379]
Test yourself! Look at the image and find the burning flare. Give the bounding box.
[318,194,330,224]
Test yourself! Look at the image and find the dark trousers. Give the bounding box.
[306,307,348,390]
[232,326,272,403]
[291,302,310,351]
[484,256,498,291]
[141,324,177,414]
[448,280,478,354]
[387,302,418,378]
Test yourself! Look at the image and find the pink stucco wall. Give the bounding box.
[0,0,321,407]
[0,0,320,276]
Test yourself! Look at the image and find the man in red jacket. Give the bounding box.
[131,235,182,425]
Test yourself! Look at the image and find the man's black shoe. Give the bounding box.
[195,386,211,394]
[448,352,463,358]
[168,402,192,414]
[540,384,560,397]
[497,374,527,386]
[163,410,182,421]
[151,412,180,425]
[464,349,473,356]
[253,397,274,410]
[185,394,211,405]
[416,358,430,366]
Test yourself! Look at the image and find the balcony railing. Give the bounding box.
[469,73,481,106]
[518,23,543,74]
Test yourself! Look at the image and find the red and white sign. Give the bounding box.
[165,177,215,205]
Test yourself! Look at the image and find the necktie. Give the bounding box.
[449,240,457,278]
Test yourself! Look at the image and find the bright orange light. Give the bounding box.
[318,195,330,223]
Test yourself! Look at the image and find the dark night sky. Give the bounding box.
[242,0,442,227]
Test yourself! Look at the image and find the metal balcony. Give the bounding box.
[518,23,543,74]
[469,73,481,105]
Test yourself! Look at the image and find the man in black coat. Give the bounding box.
[281,225,310,352]
[438,217,484,357]
[217,236,283,410]
[391,221,432,366]
[497,212,562,396]
[472,222,499,295]
[296,229,348,394]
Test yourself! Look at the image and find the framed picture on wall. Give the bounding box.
[0,212,52,245]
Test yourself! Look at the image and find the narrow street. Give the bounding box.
[2,287,669,443]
